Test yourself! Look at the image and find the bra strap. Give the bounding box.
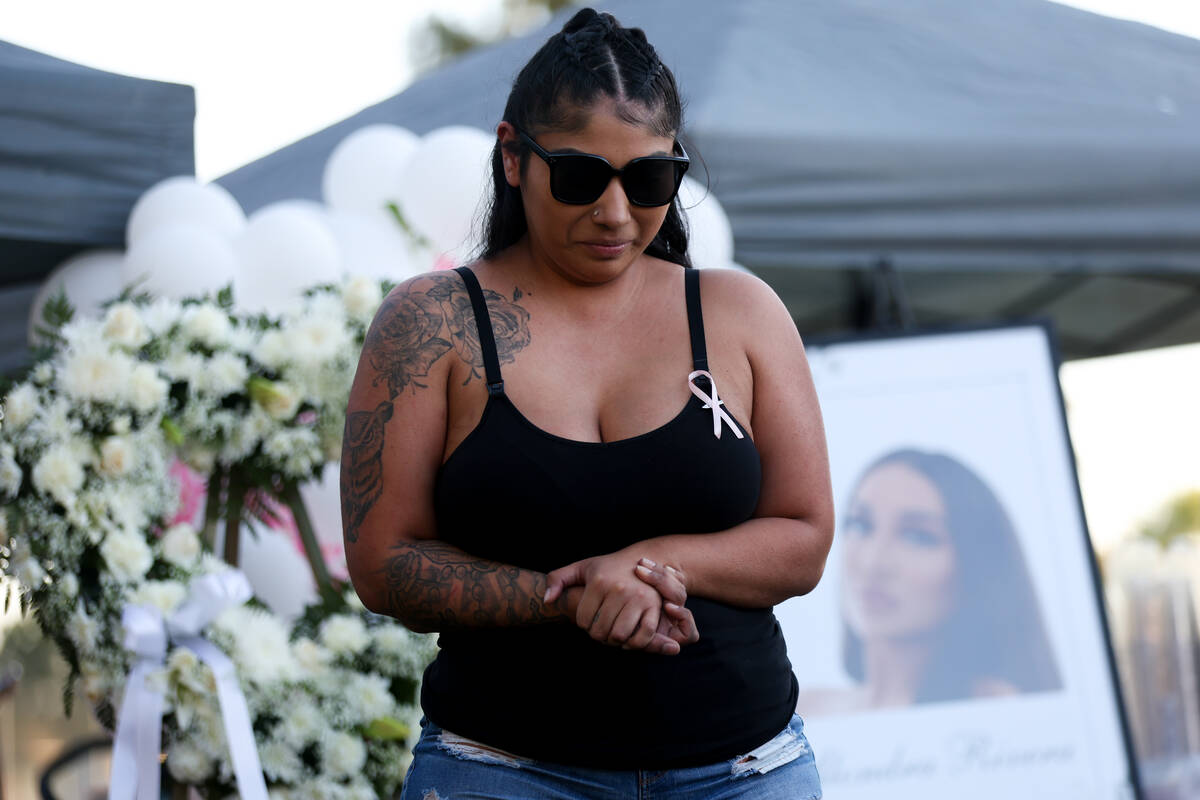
[454,266,505,396]
[684,268,709,372]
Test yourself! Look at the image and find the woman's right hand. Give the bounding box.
[631,559,700,652]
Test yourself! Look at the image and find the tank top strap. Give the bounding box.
[684,267,709,372]
[453,266,505,396]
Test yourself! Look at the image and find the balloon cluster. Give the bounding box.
[29,122,743,341]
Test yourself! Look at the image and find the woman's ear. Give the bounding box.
[497,122,522,189]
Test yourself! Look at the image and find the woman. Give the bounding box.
[342,9,833,797]
[796,448,1063,716]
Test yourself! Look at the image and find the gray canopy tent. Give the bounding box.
[211,0,1194,359]
[0,40,194,373]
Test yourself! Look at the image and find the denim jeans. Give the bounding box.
[398,712,822,799]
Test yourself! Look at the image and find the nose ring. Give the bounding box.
[592,208,600,217]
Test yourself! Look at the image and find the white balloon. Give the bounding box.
[28,249,124,343]
[677,177,735,269]
[322,124,420,221]
[233,201,342,315]
[234,524,317,622]
[325,208,424,283]
[122,223,239,300]
[397,125,494,257]
[126,175,246,248]
[298,463,348,581]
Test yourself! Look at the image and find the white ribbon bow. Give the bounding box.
[109,570,268,800]
[688,369,744,440]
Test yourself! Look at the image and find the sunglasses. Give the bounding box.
[515,127,689,207]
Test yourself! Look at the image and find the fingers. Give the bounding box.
[616,601,661,651]
[633,559,687,605]
[663,601,700,644]
[543,561,586,605]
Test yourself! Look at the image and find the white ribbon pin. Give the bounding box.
[109,570,268,800]
[688,369,744,440]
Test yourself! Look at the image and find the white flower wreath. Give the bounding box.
[1,276,436,799]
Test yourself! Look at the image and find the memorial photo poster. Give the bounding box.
[775,323,1139,799]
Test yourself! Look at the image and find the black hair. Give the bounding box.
[840,448,1064,703]
[478,8,692,267]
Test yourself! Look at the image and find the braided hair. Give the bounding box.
[479,8,692,267]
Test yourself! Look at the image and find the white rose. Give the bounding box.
[160,523,201,568]
[102,303,150,349]
[3,383,39,429]
[129,363,169,413]
[0,445,21,497]
[166,739,214,783]
[58,342,135,405]
[129,580,187,616]
[32,444,85,508]
[98,436,134,477]
[343,276,382,319]
[249,379,301,422]
[322,731,367,778]
[100,530,153,583]
[182,304,231,348]
[200,352,248,397]
[319,614,370,656]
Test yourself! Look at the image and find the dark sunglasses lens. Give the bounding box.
[624,159,683,206]
[551,155,613,204]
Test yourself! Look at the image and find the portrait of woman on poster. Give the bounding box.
[796,447,1063,716]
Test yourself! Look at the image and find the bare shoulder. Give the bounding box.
[693,267,796,345]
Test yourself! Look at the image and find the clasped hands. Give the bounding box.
[543,549,700,656]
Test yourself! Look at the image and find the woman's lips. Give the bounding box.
[858,587,899,614]
[581,240,631,258]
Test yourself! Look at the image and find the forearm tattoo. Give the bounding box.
[340,273,534,621]
[380,540,567,630]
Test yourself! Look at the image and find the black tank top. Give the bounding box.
[420,265,798,770]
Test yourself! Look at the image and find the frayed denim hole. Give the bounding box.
[433,731,531,768]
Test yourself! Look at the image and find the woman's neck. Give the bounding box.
[859,637,937,707]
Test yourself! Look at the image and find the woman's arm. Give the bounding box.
[342,273,571,632]
[547,269,835,611]
[342,272,696,650]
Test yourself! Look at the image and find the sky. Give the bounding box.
[3,0,1198,552]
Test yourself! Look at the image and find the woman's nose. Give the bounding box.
[591,176,632,225]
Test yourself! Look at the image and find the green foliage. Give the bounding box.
[410,0,580,75]
[1138,490,1200,550]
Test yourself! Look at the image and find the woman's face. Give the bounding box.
[840,462,958,641]
[499,101,675,285]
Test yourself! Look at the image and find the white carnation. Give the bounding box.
[291,315,350,369]
[212,605,301,685]
[292,637,332,674]
[166,738,214,783]
[199,352,248,397]
[160,523,201,568]
[102,303,150,349]
[58,341,134,405]
[259,738,303,783]
[182,304,231,348]
[68,603,101,653]
[32,444,85,508]
[59,572,79,599]
[256,381,301,422]
[142,297,183,335]
[98,436,134,477]
[32,362,53,385]
[343,276,382,319]
[0,444,21,497]
[321,731,366,779]
[345,672,395,723]
[100,530,153,583]
[128,580,187,616]
[279,700,326,748]
[254,330,291,370]
[3,383,39,429]
[129,363,169,413]
[111,415,132,435]
[319,614,370,656]
[10,544,47,589]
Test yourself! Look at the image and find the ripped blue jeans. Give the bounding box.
[398,713,821,799]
